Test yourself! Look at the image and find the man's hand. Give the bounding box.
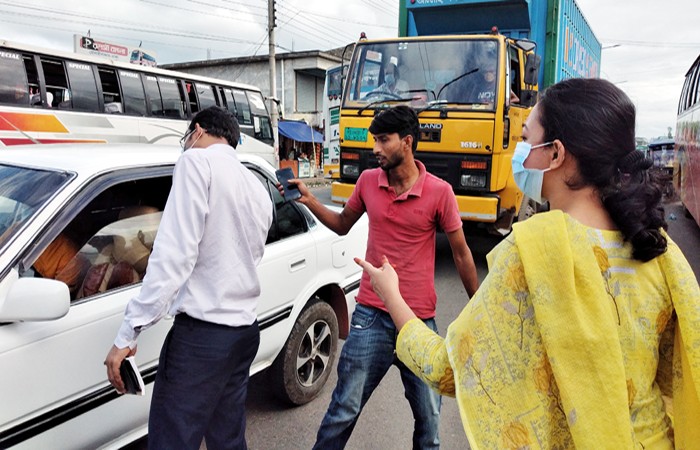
[276,178,312,204]
[105,344,137,394]
[354,255,417,331]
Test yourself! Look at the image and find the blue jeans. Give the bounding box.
[313,304,441,450]
[148,314,259,450]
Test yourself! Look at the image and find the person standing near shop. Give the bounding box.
[104,106,273,450]
[282,105,479,449]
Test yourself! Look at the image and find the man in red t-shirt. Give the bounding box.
[287,105,478,449]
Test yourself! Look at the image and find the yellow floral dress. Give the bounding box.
[397,211,700,449]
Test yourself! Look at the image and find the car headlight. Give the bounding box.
[460,173,487,188]
[343,164,360,177]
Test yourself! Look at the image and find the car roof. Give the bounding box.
[0,144,272,174]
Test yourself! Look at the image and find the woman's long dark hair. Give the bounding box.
[538,78,667,262]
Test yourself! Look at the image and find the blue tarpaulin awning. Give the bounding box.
[277,120,324,143]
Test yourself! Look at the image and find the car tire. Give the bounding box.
[270,299,339,405]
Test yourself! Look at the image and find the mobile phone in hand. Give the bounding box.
[275,168,302,201]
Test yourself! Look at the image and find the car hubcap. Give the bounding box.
[296,319,332,387]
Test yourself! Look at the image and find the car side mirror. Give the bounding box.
[0,277,70,322]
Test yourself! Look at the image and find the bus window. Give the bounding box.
[119,71,147,116]
[185,81,198,115]
[221,88,237,116]
[0,50,29,105]
[144,75,163,116]
[232,90,252,125]
[66,62,99,112]
[23,55,40,102]
[247,91,273,141]
[40,58,71,108]
[158,77,185,119]
[97,67,123,113]
[196,83,217,110]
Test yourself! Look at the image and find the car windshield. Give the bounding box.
[0,164,72,248]
[343,39,499,111]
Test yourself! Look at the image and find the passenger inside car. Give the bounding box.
[33,233,90,297]
[77,205,161,299]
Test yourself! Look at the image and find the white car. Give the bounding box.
[0,145,368,449]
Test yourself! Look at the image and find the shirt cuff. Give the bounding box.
[114,320,140,350]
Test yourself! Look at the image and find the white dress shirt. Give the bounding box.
[114,143,273,349]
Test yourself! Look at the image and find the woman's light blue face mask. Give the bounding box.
[511,141,553,203]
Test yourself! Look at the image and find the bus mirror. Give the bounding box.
[524,53,541,86]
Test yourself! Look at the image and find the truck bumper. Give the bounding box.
[331,182,501,223]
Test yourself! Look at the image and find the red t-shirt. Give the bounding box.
[346,161,462,318]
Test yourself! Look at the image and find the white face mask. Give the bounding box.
[181,129,201,152]
[511,141,553,203]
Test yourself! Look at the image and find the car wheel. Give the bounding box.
[271,300,339,405]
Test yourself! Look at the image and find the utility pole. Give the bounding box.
[268,0,278,137]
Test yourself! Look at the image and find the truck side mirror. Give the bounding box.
[524,53,541,86]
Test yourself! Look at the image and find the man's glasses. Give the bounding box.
[180,129,194,149]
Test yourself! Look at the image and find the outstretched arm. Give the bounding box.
[354,256,416,330]
[279,179,362,236]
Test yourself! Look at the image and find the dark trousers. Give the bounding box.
[148,314,260,450]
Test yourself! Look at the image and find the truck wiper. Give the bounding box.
[435,68,479,102]
[357,97,414,115]
[415,99,482,115]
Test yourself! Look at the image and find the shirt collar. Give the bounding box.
[378,160,427,198]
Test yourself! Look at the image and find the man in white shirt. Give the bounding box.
[104,106,273,450]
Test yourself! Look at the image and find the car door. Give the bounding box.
[244,166,318,368]
[0,168,173,449]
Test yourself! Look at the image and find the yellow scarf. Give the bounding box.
[512,211,700,449]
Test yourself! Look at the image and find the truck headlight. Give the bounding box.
[343,164,360,177]
[460,173,487,188]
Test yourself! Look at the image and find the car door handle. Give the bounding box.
[290,259,306,271]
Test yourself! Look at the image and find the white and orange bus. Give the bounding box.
[675,54,700,227]
[0,40,277,166]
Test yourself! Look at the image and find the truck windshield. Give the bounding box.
[344,39,499,111]
[0,164,72,249]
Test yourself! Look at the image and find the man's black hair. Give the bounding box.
[188,106,241,149]
[368,105,420,153]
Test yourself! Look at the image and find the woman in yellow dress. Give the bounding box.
[356,78,700,449]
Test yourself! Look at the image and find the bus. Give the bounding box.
[0,40,277,167]
[322,65,342,178]
[675,53,700,227]
[130,49,157,67]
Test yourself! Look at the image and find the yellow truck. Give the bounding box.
[331,34,539,233]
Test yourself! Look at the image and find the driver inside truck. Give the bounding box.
[367,59,409,99]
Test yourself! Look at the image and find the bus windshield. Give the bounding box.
[0,164,72,249]
[344,39,499,110]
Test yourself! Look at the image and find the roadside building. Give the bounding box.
[162,48,344,175]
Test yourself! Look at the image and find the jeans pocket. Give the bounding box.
[350,304,378,330]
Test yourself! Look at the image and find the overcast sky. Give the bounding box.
[1,0,698,140]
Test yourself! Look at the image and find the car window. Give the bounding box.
[0,164,72,249]
[28,175,171,301]
[247,167,306,243]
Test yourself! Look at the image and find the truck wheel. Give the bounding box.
[271,300,339,405]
